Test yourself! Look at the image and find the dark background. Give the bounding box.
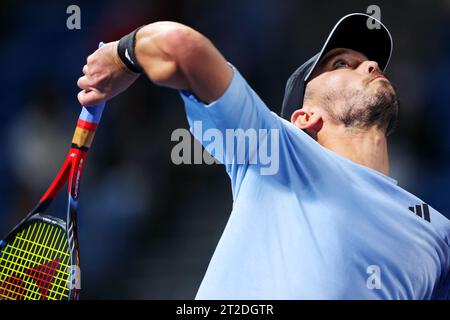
[0,0,449,299]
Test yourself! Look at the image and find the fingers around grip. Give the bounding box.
[77,75,92,91]
[77,89,104,107]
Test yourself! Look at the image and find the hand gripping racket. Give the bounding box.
[0,43,105,300]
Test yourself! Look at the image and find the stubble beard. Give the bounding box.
[321,81,400,135]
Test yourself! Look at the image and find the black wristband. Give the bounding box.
[117,26,144,74]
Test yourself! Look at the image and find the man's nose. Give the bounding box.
[359,60,381,74]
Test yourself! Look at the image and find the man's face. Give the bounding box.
[304,48,399,135]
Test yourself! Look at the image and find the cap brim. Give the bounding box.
[304,13,393,81]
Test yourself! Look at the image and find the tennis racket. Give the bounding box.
[0,43,106,300]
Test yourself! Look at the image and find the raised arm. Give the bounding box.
[77,22,232,106]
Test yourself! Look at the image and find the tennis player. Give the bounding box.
[77,13,450,299]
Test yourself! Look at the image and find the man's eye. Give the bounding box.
[333,60,350,69]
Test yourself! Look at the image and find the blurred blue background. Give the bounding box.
[0,0,449,299]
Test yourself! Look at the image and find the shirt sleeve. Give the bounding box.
[178,64,281,186]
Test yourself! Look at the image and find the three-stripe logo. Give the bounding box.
[408,203,431,222]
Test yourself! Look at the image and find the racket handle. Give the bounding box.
[79,102,105,124]
[72,42,106,150]
[78,42,106,125]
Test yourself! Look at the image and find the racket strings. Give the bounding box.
[0,222,71,300]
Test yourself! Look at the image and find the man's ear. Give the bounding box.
[290,108,323,135]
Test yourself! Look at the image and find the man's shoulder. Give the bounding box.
[428,204,450,247]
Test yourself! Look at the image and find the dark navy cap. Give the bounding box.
[281,13,393,121]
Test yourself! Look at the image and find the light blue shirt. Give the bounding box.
[179,65,450,299]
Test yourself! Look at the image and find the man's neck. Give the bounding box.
[317,125,390,176]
